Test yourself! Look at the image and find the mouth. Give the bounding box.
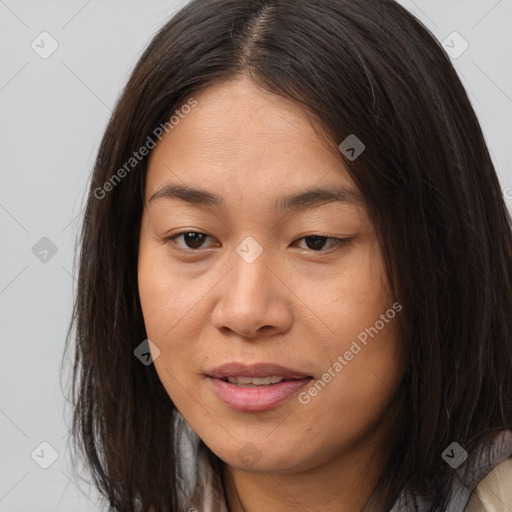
[217,375,308,386]
[205,362,313,380]
[205,362,313,411]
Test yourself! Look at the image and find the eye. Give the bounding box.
[293,235,354,252]
[165,232,354,253]
[166,231,218,251]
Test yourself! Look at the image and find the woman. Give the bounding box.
[64,0,512,510]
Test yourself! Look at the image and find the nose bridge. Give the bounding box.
[228,238,273,304]
[211,237,292,338]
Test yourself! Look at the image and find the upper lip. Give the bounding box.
[206,363,312,379]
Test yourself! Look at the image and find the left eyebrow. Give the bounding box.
[148,184,363,211]
[275,185,363,211]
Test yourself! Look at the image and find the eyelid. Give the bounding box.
[165,231,354,254]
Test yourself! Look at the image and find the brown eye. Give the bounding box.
[295,235,353,252]
[167,232,216,250]
[303,235,330,251]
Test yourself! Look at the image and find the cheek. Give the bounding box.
[138,262,197,412]
[295,320,405,465]
[297,239,391,349]
[325,294,403,421]
[137,231,201,341]
[137,236,213,408]
[138,238,188,371]
[297,243,404,431]
[138,260,178,341]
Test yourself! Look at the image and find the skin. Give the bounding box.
[138,75,407,512]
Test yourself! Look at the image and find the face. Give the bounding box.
[138,76,406,474]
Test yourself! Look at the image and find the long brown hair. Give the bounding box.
[62,0,512,510]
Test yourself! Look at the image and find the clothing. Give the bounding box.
[465,457,512,512]
[181,427,512,512]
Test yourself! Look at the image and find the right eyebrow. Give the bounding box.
[149,184,222,208]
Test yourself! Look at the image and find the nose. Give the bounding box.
[210,247,293,340]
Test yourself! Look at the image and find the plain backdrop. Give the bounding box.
[0,0,511,510]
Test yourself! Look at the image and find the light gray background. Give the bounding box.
[0,1,511,510]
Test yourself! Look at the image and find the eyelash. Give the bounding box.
[164,232,354,254]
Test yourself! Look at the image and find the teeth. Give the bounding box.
[226,376,286,386]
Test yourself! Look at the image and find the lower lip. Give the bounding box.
[207,377,313,412]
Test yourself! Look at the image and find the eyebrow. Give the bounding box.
[148,183,362,211]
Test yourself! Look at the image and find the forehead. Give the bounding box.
[145,76,359,209]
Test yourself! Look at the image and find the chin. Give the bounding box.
[210,442,312,474]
